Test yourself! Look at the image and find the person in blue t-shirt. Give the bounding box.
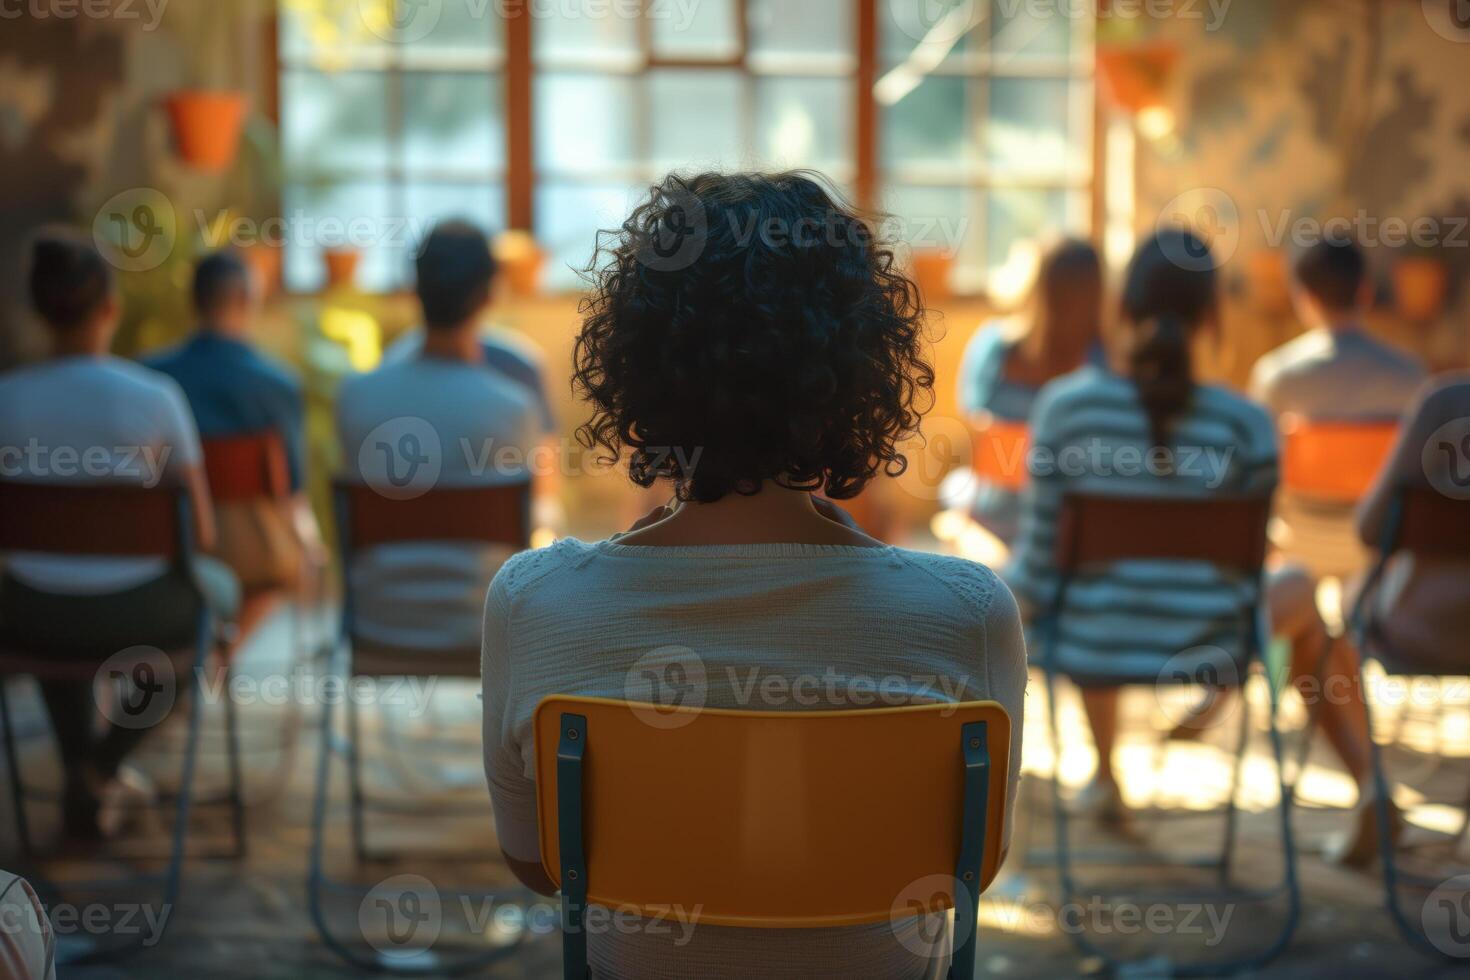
[147,251,323,588]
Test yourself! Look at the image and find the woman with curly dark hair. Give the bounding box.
[480,171,1026,978]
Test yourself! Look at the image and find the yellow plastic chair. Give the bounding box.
[533,697,1013,980]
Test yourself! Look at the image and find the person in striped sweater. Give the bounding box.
[1006,229,1390,863]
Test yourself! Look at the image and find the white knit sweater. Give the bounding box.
[481,536,1027,980]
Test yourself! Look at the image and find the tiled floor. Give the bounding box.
[2,604,1467,979]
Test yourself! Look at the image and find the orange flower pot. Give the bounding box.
[910,250,955,302]
[165,90,249,173]
[323,249,361,289]
[241,243,282,298]
[1247,250,1292,316]
[1393,256,1449,322]
[1097,43,1178,114]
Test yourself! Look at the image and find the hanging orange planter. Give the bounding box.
[1392,255,1449,323]
[165,90,248,173]
[323,248,362,290]
[1096,42,1178,114]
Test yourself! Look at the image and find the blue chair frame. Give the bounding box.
[1031,493,1301,976]
[306,479,533,975]
[1347,486,1470,960]
[0,480,222,965]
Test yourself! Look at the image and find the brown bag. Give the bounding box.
[214,498,302,591]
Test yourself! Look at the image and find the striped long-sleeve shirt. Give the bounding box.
[1005,365,1278,683]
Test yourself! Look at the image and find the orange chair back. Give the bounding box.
[1280,416,1398,504]
[0,480,188,558]
[533,696,1011,928]
[970,415,1030,492]
[202,432,291,503]
[332,480,531,551]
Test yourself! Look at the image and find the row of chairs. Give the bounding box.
[0,444,1465,975]
[971,412,1402,505]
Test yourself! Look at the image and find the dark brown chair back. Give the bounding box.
[1391,487,1470,559]
[0,480,187,558]
[333,480,532,552]
[1054,494,1271,576]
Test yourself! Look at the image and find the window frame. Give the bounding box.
[272,0,1097,296]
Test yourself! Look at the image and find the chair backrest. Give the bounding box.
[1384,487,1470,559]
[533,696,1011,928]
[1054,493,1270,576]
[970,415,1030,492]
[202,432,291,503]
[1280,415,1398,504]
[0,480,188,558]
[332,479,531,552]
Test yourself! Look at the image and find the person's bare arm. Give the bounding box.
[1356,382,1439,547]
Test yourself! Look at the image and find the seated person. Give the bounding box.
[1249,239,1426,578]
[336,221,540,654]
[0,232,239,839]
[1352,374,1470,675]
[382,290,562,532]
[147,251,323,592]
[481,171,1027,978]
[954,238,1104,542]
[1007,229,1385,863]
[383,321,556,436]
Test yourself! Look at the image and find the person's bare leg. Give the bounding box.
[1288,626,1372,786]
[1271,564,1396,865]
[1081,687,1120,786]
[1077,687,1129,824]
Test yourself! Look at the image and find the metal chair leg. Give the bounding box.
[346,679,368,864]
[223,663,247,858]
[0,680,33,856]
[1355,654,1454,959]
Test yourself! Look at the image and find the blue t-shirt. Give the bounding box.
[145,332,306,491]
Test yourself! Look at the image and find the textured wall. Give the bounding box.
[1132,0,1470,375]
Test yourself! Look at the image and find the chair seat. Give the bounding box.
[349,639,481,678]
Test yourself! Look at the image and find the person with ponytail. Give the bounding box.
[1005,230,1386,861]
[954,238,1105,542]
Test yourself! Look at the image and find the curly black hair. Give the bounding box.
[573,171,934,503]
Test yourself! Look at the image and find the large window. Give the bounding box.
[277,0,1092,293]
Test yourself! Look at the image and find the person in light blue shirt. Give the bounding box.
[1249,239,1427,577]
[954,239,1105,542]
